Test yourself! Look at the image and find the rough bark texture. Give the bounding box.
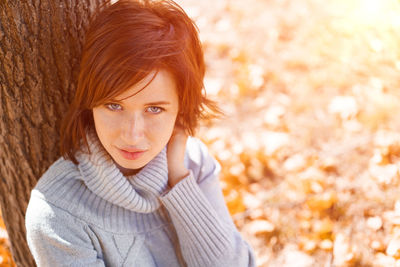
[0,0,105,266]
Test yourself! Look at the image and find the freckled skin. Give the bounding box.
[93,70,180,174]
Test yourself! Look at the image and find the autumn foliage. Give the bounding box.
[3,0,400,266]
[0,211,15,267]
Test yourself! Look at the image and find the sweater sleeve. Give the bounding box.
[160,139,256,267]
[25,192,105,267]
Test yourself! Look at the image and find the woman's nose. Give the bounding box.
[122,113,145,144]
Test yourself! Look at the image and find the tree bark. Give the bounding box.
[0,0,105,266]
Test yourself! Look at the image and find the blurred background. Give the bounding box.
[3,0,400,266]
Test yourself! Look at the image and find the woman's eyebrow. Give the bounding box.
[145,101,171,106]
[107,98,123,103]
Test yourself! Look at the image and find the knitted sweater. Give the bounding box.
[25,136,256,267]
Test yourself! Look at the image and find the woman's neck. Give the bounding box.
[114,161,143,176]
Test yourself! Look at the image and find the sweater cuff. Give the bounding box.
[160,173,231,261]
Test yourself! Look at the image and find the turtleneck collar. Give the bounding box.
[75,131,169,213]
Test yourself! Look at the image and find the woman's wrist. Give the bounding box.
[168,167,190,187]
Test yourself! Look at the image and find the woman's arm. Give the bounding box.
[25,194,106,267]
[161,137,256,267]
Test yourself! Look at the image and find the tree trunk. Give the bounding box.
[0,0,105,266]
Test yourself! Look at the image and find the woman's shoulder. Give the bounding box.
[185,137,221,182]
[29,157,84,213]
[34,157,81,191]
[26,158,86,229]
[185,136,211,164]
[28,157,110,230]
[42,156,79,176]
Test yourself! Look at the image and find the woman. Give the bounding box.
[25,0,256,266]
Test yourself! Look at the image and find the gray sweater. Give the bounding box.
[25,136,256,267]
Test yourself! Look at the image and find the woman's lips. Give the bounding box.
[118,148,147,160]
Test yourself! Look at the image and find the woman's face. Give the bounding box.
[92,70,179,174]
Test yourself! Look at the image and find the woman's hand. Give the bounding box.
[167,124,189,187]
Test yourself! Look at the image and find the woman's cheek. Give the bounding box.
[96,110,121,134]
[148,114,176,136]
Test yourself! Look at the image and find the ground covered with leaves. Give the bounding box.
[3,0,400,266]
[0,211,15,267]
[186,0,400,266]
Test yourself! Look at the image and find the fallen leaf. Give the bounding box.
[246,220,275,236]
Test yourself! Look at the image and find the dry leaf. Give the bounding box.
[333,233,355,266]
[386,239,400,258]
[306,191,337,213]
[319,239,333,251]
[369,164,399,185]
[374,253,396,267]
[283,154,307,172]
[279,245,315,267]
[367,216,383,231]
[312,218,333,238]
[246,219,275,236]
[328,96,358,120]
[370,239,385,252]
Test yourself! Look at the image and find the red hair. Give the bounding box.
[60,0,219,163]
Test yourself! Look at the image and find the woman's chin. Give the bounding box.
[110,152,149,175]
[114,160,145,176]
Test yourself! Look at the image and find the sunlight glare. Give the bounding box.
[352,0,400,27]
[361,0,384,17]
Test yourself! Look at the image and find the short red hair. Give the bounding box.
[61,0,219,163]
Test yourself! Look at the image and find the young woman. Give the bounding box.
[25,0,256,266]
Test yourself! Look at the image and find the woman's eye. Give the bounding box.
[146,106,163,114]
[105,103,122,111]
